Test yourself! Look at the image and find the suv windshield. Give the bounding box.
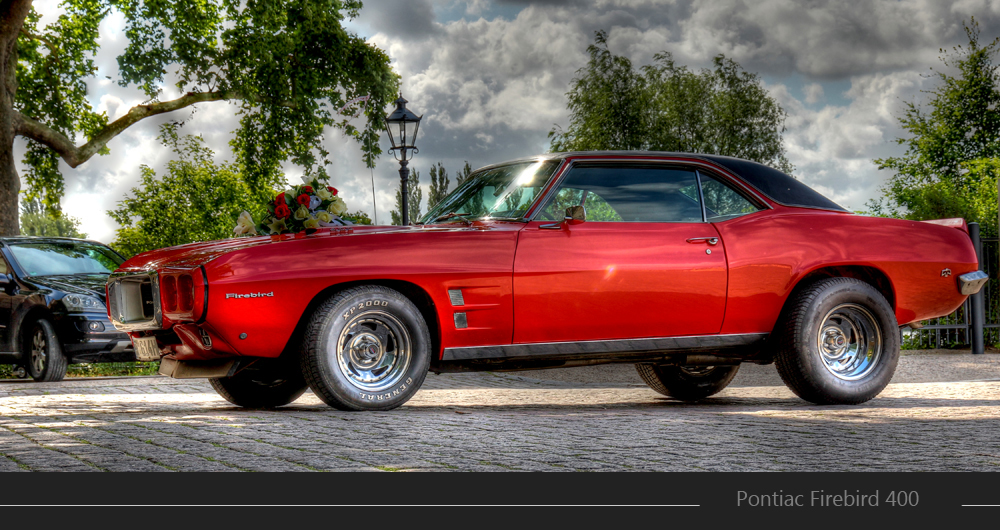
[419,160,561,223]
[8,241,124,277]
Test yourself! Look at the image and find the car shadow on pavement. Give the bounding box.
[13,395,996,416]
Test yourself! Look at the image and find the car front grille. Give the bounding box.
[107,271,162,331]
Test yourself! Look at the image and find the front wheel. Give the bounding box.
[636,363,740,401]
[300,285,432,411]
[773,277,899,405]
[23,319,67,382]
[209,359,308,408]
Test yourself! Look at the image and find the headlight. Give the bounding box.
[63,294,107,313]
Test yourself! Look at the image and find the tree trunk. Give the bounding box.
[0,0,32,236]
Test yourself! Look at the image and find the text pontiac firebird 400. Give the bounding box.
[107,152,987,410]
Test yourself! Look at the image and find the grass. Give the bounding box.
[0,362,160,379]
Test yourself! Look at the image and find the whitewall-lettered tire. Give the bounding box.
[300,285,432,411]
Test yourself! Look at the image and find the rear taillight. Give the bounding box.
[162,276,177,312]
[190,267,206,322]
[178,274,194,311]
[160,268,206,323]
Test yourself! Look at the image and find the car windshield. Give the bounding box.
[8,241,124,277]
[419,160,561,223]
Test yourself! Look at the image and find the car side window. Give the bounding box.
[539,165,703,223]
[541,187,623,222]
[699,173,763,221]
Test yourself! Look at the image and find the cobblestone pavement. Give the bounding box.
[1,359,999,472]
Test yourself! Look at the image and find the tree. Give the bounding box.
[1,0,398,236]
[869,18,1000,235]
[390,170,421,225]
[455,161,473,186]
[19,196,86,238]
[549,30,793,174]
[344,210,372,225]
[428,162,450,210]
[108,125,273,258]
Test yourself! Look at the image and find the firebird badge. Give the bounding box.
[941,269,952,277]
[226,292,275,299]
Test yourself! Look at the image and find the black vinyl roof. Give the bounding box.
[696,155,847,212]
[507,151,848,212]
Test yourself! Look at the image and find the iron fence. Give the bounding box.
[903,225,997,351]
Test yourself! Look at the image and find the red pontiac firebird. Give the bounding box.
[107,152,987,410]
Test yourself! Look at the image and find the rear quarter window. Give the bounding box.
[703,156,846,211]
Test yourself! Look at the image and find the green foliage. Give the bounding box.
[18,197,87,238]
[16,1,108,213]
[455,161,473,186]
[428,162,450,210]
[13,0,398,214]
[869,18,1000,236]
[108,125,273,258]
[550,30,793,174]
[343,210,372,225]
[390,169,422,225]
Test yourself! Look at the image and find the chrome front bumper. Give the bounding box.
[958,270,989,296]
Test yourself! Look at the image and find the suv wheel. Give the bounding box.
[774,277,899,405]
[23,319,67,382]
[301,285,431,411]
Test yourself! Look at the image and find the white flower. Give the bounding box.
[328,196,347,216]
[266,217,288,234]
[294,205,311,220]
[233,211,257,236]
[316,187,333,200]
[316,211,333,223]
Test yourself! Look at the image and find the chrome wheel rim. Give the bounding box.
[816,303,882,381]
[30,327,47,375]
[335,310,411,392]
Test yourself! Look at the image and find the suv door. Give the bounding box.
[513,162,734,344]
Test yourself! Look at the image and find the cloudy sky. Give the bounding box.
[19,0,1000,243]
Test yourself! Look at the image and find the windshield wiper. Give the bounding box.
[425,212,472,224]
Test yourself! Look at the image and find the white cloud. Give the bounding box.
[803,83,824,104]
[21,0,1000,242]
[774,70,929,210]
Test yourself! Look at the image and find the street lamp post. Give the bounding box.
[384,96,423,225]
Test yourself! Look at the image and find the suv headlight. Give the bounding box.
[63,294,107,313]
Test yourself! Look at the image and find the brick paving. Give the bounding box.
[1,364,999,472]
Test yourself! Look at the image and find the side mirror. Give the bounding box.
[564,205,587,223]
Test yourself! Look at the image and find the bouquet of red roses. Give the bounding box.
[252,178,351,235]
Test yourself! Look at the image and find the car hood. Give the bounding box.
[27,274,111,301]
[115,224,480,272]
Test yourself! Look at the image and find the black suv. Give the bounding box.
[0,237,133,381]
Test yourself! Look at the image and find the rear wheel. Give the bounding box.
[773,277,899,405]
[209,359,308,408]
[636,363,739,401]
[23,319,67,382]
[301,285,431,411]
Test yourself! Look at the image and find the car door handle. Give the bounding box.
[686,237,719,245]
